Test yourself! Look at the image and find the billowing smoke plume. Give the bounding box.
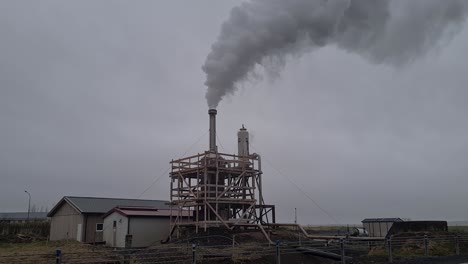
[203,0,468,108]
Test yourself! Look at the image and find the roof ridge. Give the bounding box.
[65,196,168,202]
[48,196,171,216]
[0,212,48,213]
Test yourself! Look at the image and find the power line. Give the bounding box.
[136,129,340,224]
[216,134,231,154]
[115,130,210,233]
[250,143,341,225]
[135,129,209,199]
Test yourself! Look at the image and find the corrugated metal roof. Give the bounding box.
[0,212,48,220]
[48,196,170,216]
[66,197,170,213]
[362,218,403,223]
[110,207,191,217]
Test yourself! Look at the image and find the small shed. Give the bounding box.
[102,207,191,248]
[362,218,403,237]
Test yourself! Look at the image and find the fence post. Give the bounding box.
[387,237,393,263]
[55,249,62,264]
[424,235,429,257]
[276,240,281,264]
[340,238,346,264]
[299,230,302,246]
[455,234,460,256]
[125,250,131,264]
[192,244,196,264]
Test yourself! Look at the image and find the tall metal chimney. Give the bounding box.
[208,109,217,152]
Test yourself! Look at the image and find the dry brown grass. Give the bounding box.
[0,240,89,255]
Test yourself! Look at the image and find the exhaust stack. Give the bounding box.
[208,109,217,152]
[238,125,249,157]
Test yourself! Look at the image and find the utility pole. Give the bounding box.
[24,190,31,221]
[294,208,297,224]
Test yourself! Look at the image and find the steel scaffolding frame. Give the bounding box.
[168,151,275,239]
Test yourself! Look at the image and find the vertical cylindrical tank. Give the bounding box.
[238,125,249,157]
[208,109,217,152]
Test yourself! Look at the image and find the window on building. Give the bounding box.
[113,221,117,228]
[96,223,104,232]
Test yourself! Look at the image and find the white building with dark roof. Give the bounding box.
[102,207,191,248]
[47,196,169,243]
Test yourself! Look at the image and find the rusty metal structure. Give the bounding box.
[168,109,275,238]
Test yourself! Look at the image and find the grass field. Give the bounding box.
[0,240,91,255]
[448,226,468,233]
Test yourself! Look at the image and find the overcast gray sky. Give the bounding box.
[1,1,468,225]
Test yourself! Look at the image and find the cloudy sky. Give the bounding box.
[1,0,468,225]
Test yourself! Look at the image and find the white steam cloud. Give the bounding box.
[202,0,468,108]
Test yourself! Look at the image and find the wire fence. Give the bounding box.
[1,234,467,263]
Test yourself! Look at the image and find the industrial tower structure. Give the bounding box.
[168,109,275,238]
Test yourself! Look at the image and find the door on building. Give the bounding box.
[112,221,117,247]
[76,224,82,242]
